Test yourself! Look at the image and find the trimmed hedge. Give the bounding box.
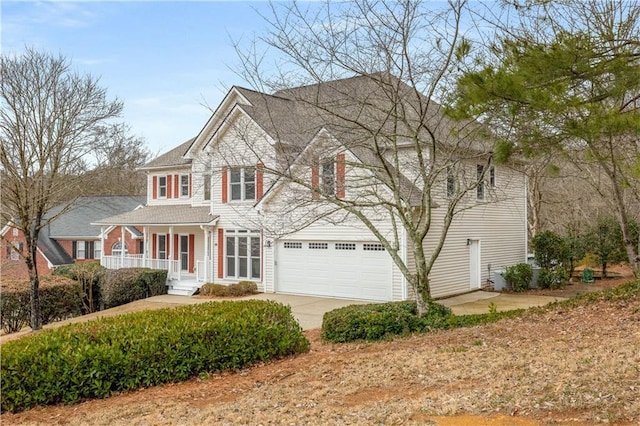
[200,281,259,297]
[53,262,105,313]
[101,268,167,309]
[321,301,452,343]
[0,277,83,334]
[1,300,309,412]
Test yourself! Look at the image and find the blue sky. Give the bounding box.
[1,1,275,155]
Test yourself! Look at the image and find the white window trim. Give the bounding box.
[77,241,86,260]
[180,174,190,198]
[158,176,167,198]
[321,160,335,196]
[225,230,261,279]
[229,167,256,202]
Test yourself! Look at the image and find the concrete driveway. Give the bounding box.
[0,291,567,344]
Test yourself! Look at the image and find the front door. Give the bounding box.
[180,235,189,271]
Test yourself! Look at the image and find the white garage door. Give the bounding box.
[276,240,393,301]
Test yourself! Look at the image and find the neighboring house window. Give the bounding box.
[12,228,18,237]
[321,160,335,196]
[94,241,102,259]
[10,241,22,260]
[73,241,94,259]
[489,166,496,188]
[180,174,189,197]
[203,174,211,201]
[112,241,128,257]
[477,164,485,200]
[225,230,260,279]
[157,235,166,259]
[76,241,86,259]
[229,167,255,201]
[158,176,167,198]
[446,166,456,198]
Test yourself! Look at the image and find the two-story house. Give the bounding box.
[96,74,527,299]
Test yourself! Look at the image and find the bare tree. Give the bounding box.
[0,48,123,330]
[224,0,518,310]
[83,123,150,196]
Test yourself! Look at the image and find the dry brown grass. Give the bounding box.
[2,279,639,425]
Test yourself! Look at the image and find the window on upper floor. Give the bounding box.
[230,167,255,201]
[158,176,167,198]
[446,166,456,198]
[321,160,335,196]
[204,174,211,201]
[180,174,189,197]
[489,166,496,188]
[477,164,485,200]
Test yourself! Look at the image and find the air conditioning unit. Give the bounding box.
[493,270,509,291]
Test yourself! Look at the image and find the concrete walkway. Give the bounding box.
[0,291,566,343]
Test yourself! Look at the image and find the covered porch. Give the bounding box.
[92,205,219,295]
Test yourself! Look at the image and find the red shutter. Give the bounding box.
[311,164,320,200]
[152,176,158,199]
[336,153,346,199]
[256,162,264,200]
[152,233,157,259]
[174,234,179,260]
[174,174,179,197]
[221,167,228,204]
[188,234,195,273]
[167,175,173,198]
[217,229,224,278]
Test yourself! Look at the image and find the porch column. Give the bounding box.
[143,226,149,268]
[120,225,125,265]
[169,226,174,279]
[203,227,209,282]
[100,226,105,266]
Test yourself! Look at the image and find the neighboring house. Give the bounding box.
[95,74,527,299]
[0,196,145,279]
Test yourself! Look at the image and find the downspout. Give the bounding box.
[524,173,529,262]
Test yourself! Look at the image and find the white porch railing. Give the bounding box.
[102,255,187,280]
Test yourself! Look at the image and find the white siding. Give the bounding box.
[423,164,527,298]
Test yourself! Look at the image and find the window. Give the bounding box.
[157,235,166,259]
[335,243,356,250]
[309,242,328,250]
[321,160,335,196]
[76,241,86,259]
[203,174,211,201]
[12,228,18,237]
[476,164,485,200]
[94,241,102,259]
[446,166,456,198]
[489,166,496,188]
[225,231,261,279]
[10,241,22,260]
[158,176,167,198]
[229,167,255,201]
[180,174,189,197]
[363,243,385,251]
[112,241,128,257]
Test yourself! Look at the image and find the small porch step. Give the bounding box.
[167,280,200,296]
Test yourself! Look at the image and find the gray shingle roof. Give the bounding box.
[141,138,195,169]
[93,205,217,226]
[48,196,146,238]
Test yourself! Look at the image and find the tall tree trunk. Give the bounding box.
[412,238,433,314]
[25,248,42,331]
